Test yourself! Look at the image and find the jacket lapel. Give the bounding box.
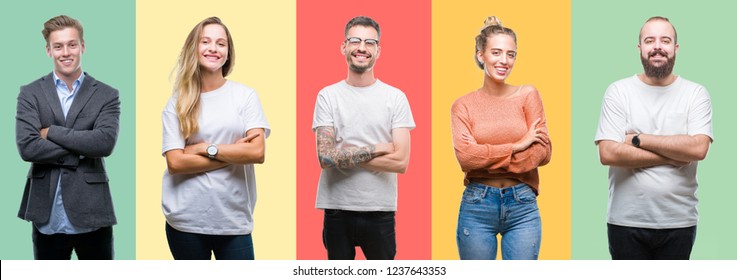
[65,73,98,127]
[39,73,66,125]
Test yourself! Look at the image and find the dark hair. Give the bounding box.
[344,16,381,38]
[474,16,517,69]
[639,16,677,43]
[42,15,84,46]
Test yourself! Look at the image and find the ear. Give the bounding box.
[476,50,483,63]
[637,43,641,54]
[46,44,51,57]
[674,43,679,55]
[375,45,381,59]
[340,41,346,55]
[80,41,86,55]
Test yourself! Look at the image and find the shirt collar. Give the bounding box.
[53,71,86,90]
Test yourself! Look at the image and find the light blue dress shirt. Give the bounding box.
[35,72,98,235]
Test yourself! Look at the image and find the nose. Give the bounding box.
[500,54,508,64]
[61,46,70,56]
[208,42,217,52]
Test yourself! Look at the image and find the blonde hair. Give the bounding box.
[173,16,235,140]
[42,15,84,46]
[474,16,517,69]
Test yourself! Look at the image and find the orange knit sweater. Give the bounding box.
[450,86,552,194]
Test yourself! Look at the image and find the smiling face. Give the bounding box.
[198,24,229,74]
[46,27,84,81]
[638,19,678,79]
[341,25,380,74]
[477,34,517,82]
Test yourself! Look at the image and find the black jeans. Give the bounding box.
[165,223,254,260]
[608,223,696,260]
[322,209,396,260]
[32,226,114,260]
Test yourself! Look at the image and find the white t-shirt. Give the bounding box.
[161,80,270,235]
[595,75,713,229]
[312,79,415,211]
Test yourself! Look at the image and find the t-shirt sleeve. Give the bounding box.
[688,86,713,141]
[391,91,416,130]
[242,89,271,139]
[162,96,185,155]
[595,83,627,144]
[312,90,333,130]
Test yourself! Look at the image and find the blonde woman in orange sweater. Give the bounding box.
[451,16,552,260]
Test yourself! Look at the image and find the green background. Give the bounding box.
[572,0,737,259]
[0,0,135,259]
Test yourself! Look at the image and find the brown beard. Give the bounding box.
[640,50,676,79]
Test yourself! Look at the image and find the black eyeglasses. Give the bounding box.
[345,37,379,48]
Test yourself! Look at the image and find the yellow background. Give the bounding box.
[136,0,296,259]
[431,0,572,259]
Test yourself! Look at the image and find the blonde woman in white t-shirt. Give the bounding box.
[160,16,270,260]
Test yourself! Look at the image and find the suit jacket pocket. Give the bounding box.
[27,166,46,178]
[84,172,109,183]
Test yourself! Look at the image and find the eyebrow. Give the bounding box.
[490,48,516,53]
[643,35,673,41]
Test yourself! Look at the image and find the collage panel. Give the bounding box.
[136,0,296,259]
[0,0,136,260]
[431,0,572,260]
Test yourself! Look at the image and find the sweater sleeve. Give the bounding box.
[497,88,552,174]
[451,98,514,172]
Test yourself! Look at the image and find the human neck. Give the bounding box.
[55,69,83,91]
[201,70,226,93]
[638,73,677,87]
[481,75,513,97]
[345,69,376,87]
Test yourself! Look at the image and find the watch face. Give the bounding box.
[207,146,217,155]
[633,136,640,147]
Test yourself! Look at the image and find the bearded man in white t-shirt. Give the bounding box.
[595,16,713,260]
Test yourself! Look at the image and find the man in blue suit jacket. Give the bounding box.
[15,15,120,260]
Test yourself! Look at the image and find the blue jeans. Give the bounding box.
[165,223,254,260]
[322,209,396,260]
[456,182,541,260]
[608,223,696,260]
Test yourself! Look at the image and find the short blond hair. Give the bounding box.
[42,15,84,46]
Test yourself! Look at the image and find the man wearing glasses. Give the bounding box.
[312,16,415,260]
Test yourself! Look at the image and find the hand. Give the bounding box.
[184,142,208,156]
[512,118,549,153]
[373,143,394,156]
[236,133,261,144]
[40,127,49,139]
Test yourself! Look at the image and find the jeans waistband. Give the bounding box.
[466,182,530,197]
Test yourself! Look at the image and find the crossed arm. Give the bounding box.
[165,128,265,175]
[16,89,120,166]
[598,134,711,168]
[315,126,409,173]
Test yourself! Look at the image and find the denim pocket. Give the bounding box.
[514,186,537,204]
[461,186,482,204]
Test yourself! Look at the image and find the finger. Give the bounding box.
[530,118,541,128]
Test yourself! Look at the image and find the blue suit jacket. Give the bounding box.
[15,72,120,228]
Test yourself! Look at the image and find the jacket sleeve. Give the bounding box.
[46,89,120,158]
[15,87,79,167]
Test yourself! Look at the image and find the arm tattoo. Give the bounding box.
[316,126,376,169]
